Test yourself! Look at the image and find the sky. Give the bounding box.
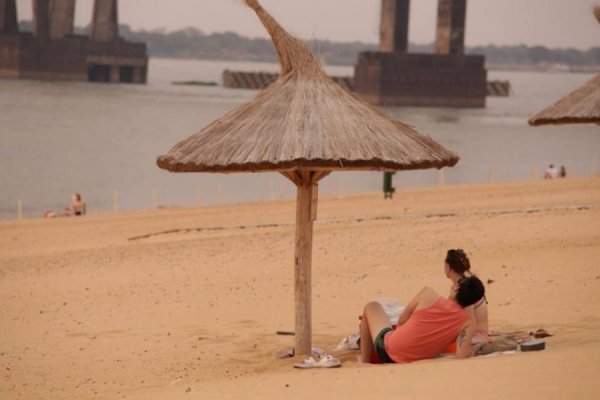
[15,0,600,50]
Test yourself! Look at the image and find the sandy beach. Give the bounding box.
[1,176,599,399]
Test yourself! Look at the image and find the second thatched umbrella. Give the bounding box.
[157,0,459,355]
[529,74,600,126]
[529,6,600,126]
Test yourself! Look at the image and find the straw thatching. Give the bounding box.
[157,0,459,173]
[528,5,600,126]
[528,75,600,126]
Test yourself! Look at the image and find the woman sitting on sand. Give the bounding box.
[66,193,86,216]
[44,193,86,218]
[444,249,489,347]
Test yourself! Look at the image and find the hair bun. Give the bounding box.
[445,249,471,275]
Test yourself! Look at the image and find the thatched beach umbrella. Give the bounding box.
[529,6,600,126]
[528,74,600,126]
[157,0,459,355]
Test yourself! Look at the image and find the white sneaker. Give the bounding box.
[294,355,341,369]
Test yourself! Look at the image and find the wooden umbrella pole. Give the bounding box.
[294,172,314,355]
[280,170,330,355]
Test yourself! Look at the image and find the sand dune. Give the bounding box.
[1,177,599,399]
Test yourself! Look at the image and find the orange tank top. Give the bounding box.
[384,297,468,363]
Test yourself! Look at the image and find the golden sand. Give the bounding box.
[1,177,599,399]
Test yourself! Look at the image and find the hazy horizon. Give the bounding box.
[15,0,600,50]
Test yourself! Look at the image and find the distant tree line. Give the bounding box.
[18,21,600,68]
[119,26,600,69]
[118,25,373,65]
[468,44,600,67]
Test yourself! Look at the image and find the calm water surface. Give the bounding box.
[0,58,598,219]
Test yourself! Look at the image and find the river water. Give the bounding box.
[0,58,598,219]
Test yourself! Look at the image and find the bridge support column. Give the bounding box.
[379,0,410,53]
[132,66,146,84]
[109,65,119,82]
[49,0,75,39]
[435,0,466,55]
[91,0,118,41]
[32,0,50,39]
[0,0,18,33]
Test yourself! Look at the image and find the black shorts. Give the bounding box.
[374,327,395,363]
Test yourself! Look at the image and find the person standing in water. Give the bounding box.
[544,164,558,179]
[559,166,567,178]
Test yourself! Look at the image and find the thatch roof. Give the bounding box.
[157,0,459,173]
[528,75,600,126]
[528,5,600,126]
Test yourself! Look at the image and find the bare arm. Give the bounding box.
[456,316,479,359]
[395,287,437,326]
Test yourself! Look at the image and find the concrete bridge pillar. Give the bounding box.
[435,0,466,55]
[132,66,146,84]
[90,0,118,41]
[32,0,50,39]
[49,0,75,39]
[379,0,410,53]
[0,0,18,33]
[109,65,119,82]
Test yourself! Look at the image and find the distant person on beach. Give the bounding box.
[544,164,558,179]
[559,165,567,178]
[44,193,86,218]
[359,276,485,363]
[67,193,86,216]
[444,249,489,348]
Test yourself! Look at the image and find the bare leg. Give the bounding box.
[359,310,373,363]
[360,301,393,363]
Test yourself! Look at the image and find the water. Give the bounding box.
[0,58,598,219]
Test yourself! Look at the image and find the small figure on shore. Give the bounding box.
[383,172,396,199]
[559,165,567,178]
[67,193,86,216]
[544,164,558,180]
[44,193,86,218]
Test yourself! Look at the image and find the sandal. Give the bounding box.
[294,357,319,369]
[317,355,341,368]
[294,355,341,369]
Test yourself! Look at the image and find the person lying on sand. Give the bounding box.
[360,276,485,363]
[444,249,489,347]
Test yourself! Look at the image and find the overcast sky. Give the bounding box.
[16,0,600,49]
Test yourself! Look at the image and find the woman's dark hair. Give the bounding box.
[455,276,485,308]
[445,249,471,276]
